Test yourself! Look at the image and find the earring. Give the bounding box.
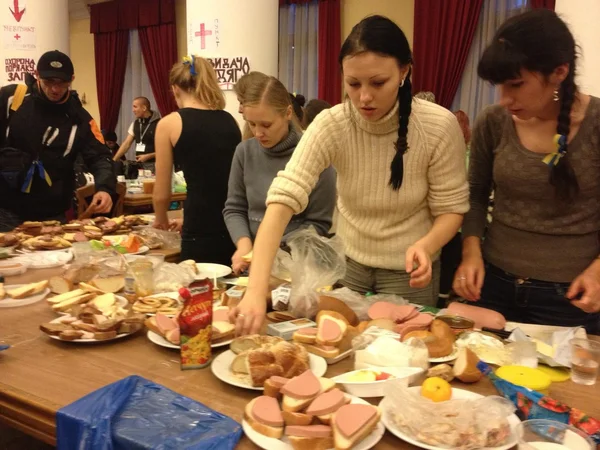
[400,79,405,88]
[553,88,560,102]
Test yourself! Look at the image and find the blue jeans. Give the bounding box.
[479,262,600,335]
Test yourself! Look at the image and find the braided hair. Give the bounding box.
[339,15,413,191]
[478,9,579,201]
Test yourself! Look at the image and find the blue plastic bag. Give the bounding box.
[56,375,242,450]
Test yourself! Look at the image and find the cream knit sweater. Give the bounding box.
[267,99,470,270]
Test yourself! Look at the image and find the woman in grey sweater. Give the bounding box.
[223,75,336,274]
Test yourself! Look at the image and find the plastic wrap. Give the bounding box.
[56,375,242,450]
[384,381,515,449]
[153,262,196,292]
[282,228,346,318]
[133,228,181,250]
[324,289,409,321]
[353,332,429,371]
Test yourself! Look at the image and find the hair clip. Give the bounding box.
[543,134,567,166]
[182,55,197,76]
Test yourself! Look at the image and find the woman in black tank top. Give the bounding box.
[152,56,241,266]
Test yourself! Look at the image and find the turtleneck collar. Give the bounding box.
[348,100,400,135]
[260,124,301,156]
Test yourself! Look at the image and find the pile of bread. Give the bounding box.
[230,335,311,387]
[40,292,144,341]
[145,305,235,346]
[245,369,381,450]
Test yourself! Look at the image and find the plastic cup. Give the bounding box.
[570,338,600,386]
[517,419,594,450]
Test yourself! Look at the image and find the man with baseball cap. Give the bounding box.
[0,50,115,230]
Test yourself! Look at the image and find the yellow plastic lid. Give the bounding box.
[536,365,571,382]
[496,365,552,392]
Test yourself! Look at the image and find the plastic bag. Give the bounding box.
[133,228,181,251]
[323,288,409,321]
[353,333,429,371]
[384,381,515,449]
[154,262,196,292]
[282,228,346,318]
[56,375,242,450]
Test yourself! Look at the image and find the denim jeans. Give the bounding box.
[479,262,600,334]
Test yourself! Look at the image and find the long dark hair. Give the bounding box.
[478,9,579,201]
[339,15,412,190]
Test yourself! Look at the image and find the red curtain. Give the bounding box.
[139,24,179,116]
[412,0,483,109]
[93,30,129,132]
[530,0,555,10]
[318,0,341,105]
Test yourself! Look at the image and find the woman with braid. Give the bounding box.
[453,10,600,333]
[230,15,470,335]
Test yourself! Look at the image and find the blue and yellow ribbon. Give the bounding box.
[182,55,197,76]
[542,134,567,167]
[21,161,52,194]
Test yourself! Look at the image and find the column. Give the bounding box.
[0,0,70,86]
[555,0,600,97]
[186,0,279,124]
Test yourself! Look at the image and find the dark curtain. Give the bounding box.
[530,0,555,10]
[317,0,341,105]
[412,0,484,109]
[93,30,129,132]
[139,24,178,116]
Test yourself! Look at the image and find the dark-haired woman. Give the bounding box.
[453,9,600,333]
[230,15,469,335]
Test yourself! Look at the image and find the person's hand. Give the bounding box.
[405,243,432,288]
[567,261,600,313]
[232,248,251,275]
[136,154,153,163]
[229,290,267,336]
[90,191,112,214]
[168,218,183,233]
[453,254,485,301]
[153,214,170,230]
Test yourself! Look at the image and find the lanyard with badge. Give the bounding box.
[136,119,151,154]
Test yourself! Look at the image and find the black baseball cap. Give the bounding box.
[37,50,74,81]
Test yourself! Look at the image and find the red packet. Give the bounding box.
[178,280,213,370]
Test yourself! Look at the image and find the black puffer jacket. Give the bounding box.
[0,74,115,220]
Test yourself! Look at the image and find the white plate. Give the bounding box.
[147,330,233,350]
[0,286,50,308]
[44,316,137,344]
[242,394,385,450]
[0,261,28,276]
[429,345,459,363]
[57,295,128,316]
[137,292,182,316]
[130,245,149,255]
[195,263,232,280]
[97,236,149,255]
[380,387,520,450]
[14,249,73,269]
[211,350,327,391]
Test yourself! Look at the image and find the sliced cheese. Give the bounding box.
[47,289,86,304]
[91,293,116,314]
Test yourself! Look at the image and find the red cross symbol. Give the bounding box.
[14,33,21,40]
[194,23,212,50]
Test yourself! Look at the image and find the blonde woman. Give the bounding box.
[153,56,241,265]
[234,71,269,140]
[223,75,336,274]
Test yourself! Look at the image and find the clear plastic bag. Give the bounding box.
[133,228,181,250]
[282,228,346,318]
[153,262,196,292]
[384,381,515,449]
[353,333,429,371]
[323,288,408,321]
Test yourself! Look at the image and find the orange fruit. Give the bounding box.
[420,376,452,402]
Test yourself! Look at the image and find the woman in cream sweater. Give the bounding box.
[231,15,469,335]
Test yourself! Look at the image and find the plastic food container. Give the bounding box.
[437,314,475,334]
[331,366,424,398]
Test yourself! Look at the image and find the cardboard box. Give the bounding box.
[267,318,317,341]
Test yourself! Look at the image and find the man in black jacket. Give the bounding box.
[0,50,116,231]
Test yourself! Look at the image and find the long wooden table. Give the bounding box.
[123,192,187,214]
[1,268,599,449]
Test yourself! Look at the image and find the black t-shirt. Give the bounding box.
[132,113,159,154]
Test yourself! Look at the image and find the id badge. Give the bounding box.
[135,143,146,153]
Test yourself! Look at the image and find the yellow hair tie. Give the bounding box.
[543,134,567,167]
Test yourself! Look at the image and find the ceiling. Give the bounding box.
[68,0,112,20]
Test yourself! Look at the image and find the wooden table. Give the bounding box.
[1,269,599,449]
[123,192,187,214]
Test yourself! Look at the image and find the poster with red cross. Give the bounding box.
[188,19,220,53]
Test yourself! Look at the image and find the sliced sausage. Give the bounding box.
[74,232,88,242]
[268,376,290,389]
[306,388,346,416]
[394,313,434,336]
[333,404,378,439]
[320,318,342,342]
[447,302,506,330]
[285,424,332,438]
[391,304,417,323]
[252,396,284,427]
[367,301,395,320]
[280,370,321,399]
[212,307,230,323]
[295,327,317,336]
